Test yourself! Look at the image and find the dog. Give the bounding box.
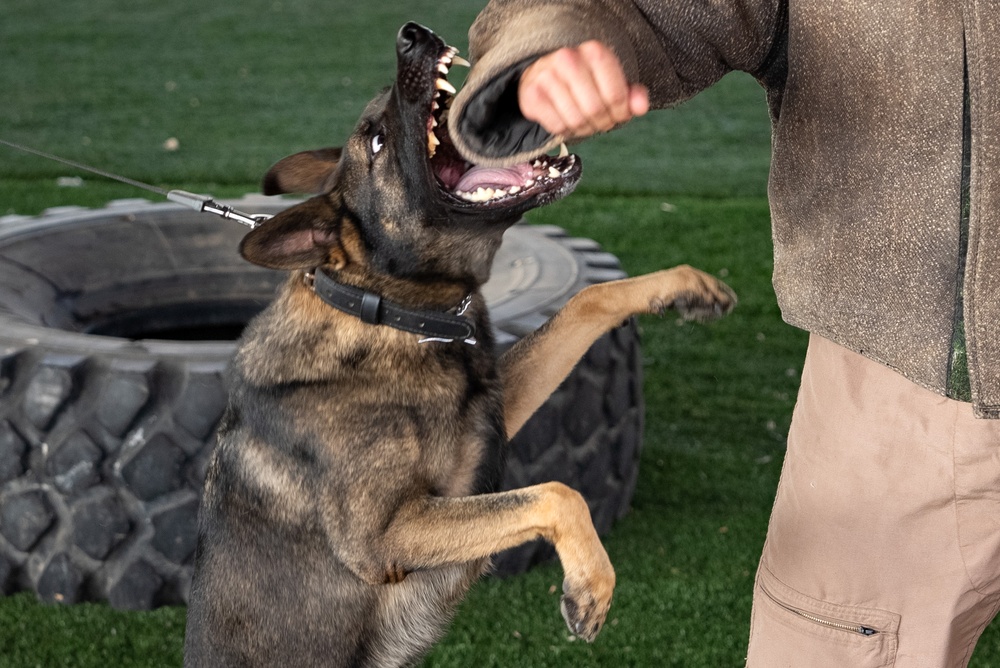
[183,22,736,668]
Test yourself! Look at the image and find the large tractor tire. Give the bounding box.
[0,196,643,608]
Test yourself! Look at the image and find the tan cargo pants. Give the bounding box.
[746,335,1000,667]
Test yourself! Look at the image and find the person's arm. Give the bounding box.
[449,0,784,167]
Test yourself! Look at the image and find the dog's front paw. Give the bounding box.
[646,265,737,322]
[559,568,615,642]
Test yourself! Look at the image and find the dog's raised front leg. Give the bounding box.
[369,482,615,641]
[499,265,736,438]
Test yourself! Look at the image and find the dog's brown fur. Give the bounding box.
[183,23,735,668]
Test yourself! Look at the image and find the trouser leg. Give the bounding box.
[746,335,1000,667]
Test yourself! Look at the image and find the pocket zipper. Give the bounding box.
[789,607,879,636]
[762,585,880,636]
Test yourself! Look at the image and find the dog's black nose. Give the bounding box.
[397,22,432,54]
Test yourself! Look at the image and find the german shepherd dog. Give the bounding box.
[184,22,735,668]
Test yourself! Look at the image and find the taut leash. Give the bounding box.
[0,138,271,229]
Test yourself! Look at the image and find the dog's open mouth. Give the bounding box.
[426,46,580,208]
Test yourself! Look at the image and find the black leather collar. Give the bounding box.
[310,268,476,343]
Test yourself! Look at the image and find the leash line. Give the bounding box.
[0,139,170,197]
[0,138,269,229]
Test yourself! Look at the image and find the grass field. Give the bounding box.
[2,1,997,666]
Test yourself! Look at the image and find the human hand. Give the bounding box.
[518,40,649,140]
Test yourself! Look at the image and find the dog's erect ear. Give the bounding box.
[239,196,344,270]
[262,147,343,195]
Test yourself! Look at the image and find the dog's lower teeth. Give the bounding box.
[548,166,561,179]
[454,184,521,203]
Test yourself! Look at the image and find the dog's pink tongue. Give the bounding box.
[455,163,533,192]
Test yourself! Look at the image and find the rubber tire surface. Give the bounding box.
[0,196,644,608]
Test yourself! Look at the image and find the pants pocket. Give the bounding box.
[747,565,900,668]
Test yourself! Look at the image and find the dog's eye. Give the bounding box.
[370,134,384,155]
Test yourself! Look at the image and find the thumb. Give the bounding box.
[628,84,650,117]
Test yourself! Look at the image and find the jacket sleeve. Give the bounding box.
[449,0,784,166]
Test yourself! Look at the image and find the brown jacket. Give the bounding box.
[450,0,1000,418]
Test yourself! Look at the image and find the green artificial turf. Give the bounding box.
[1,0,998,666]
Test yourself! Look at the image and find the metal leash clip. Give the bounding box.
[167,190,273,229]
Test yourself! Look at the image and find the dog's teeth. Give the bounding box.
[435,78,457,94]
[559,142,569,157]
[509,185,520,194]
[431,118,438,128]
[548,166,561,179]
[437,63,450,75]
[450,55,471,68]
[493,187,508,198]
[532,159,543,169]
[525,178,535,187]
[469,187,493,202]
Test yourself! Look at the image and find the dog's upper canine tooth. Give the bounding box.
[450,55,471,68]
[435,78,457,94]
[559,142,569,157]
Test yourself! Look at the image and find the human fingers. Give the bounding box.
[520,43,645,139]
[519,48,604,137]
[576,40,634,127]
[519,63,575,136]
